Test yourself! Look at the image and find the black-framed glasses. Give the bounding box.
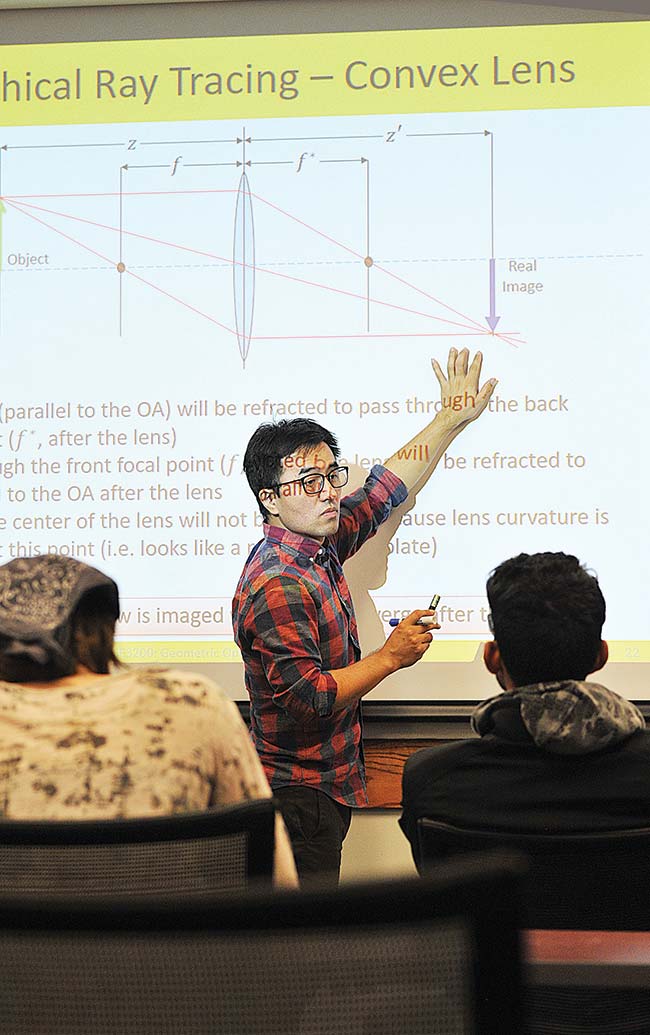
[274,466,349,496]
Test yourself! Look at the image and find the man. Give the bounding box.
[233,347,496,884]
[400,551,649,862]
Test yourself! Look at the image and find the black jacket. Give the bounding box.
[400,681,650,856]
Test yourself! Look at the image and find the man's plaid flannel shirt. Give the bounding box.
[232,465,408,807]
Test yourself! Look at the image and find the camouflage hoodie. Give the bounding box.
[471,681,645,756]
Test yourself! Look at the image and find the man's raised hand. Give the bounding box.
[431,347,497,430]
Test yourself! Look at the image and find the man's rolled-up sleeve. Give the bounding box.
[249,575,338,724]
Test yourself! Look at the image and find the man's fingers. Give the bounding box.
[432,348,496,417]
[467,349,483,386]
[402,609,435,625]
[455,347,469,377]
[431,357,446,388]
[435,348,485,388]
[446,347,458,380]
[475,378,498,411]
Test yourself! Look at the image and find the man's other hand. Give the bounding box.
[381,610,439,669]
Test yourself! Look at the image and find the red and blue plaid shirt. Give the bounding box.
[232,465,408,807]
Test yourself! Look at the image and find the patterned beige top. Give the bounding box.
[0,666,297,887]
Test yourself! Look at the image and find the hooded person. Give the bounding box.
[400,552,650,857]
[0,554,297,887]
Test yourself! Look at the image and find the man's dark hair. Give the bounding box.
[243,418,340,518]
[486,552,606,685]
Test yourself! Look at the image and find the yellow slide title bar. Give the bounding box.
[0,21,647,127]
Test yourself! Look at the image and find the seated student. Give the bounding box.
[400,551,649,858]
[0,554,297,888]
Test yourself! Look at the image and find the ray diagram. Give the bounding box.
[0,121,524,365]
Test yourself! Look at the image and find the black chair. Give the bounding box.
[417,818,650,929]
[0,799,275,895]
[0,851,526,1034]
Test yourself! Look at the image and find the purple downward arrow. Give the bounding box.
[486,257,500,331]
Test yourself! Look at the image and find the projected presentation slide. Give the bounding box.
[0,19,648,701]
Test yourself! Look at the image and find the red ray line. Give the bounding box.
[367,259,489,333]
[126,268,237,335]
[9,197,483,334]
[252,331,510,340]
[3,199,115,267]
[251,192,362,260]
[251,331,519,347]
[5,199,237,336]
[489,329,525,347]
[251,270,481,331]
[3,189,237,200]
[249,191,494,337]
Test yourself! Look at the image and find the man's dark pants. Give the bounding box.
[274,785,352,887]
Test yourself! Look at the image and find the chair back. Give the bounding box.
[0,851,525,1034]
[0,799,275,895]
[418,818,650,929]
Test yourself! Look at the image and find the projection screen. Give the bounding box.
[0,0,647,709]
